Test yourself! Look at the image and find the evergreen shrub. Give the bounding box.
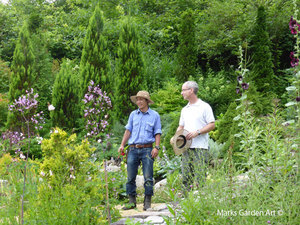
[196,70,236,117]
[51,59,80,130]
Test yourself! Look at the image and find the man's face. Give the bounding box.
[136,97,148,110]
[181,84,192,100]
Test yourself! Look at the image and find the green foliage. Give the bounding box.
[8,21,35,102]
[0,153,12,176]
[196,70,236,116]
[7,21,36,130]
[79,4,111,98]
[40,128,93,187]
[0,129,122,224]
[213,101,239,144]
[175,9,197,82]
[160,112,181,158]
[51,59,80,130]
[151,78,185,115]
[31,33,54,120]
[114,17,144,121]
[143,51,176,92]
[0,93,8,129]
[249,5,275,93]
[0,60,11,93]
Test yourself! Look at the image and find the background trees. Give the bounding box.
[0,0,298,155]
[50,59,80,130]
[79,4,111,99]
[114,17,144,121]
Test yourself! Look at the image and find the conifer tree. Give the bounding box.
[250,6,275,93]
[79,5,111,98]
[8,21,35,102]
[175,9,197,83]
[7,21,36,130]
[114,18,144,121]
[51,59,80,130]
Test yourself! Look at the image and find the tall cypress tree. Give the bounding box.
[79,5,111,98]
[175,9,197,83]
[250,6,275,93]
[7,21,36,130]
[51,59,80,130]
[8,21,35,102]
[114,17,144,121]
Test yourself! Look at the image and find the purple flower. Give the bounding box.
[241,83,249,90]
[83,80,112,142]
[290,52,299,67]
[296,96,300,102]
[237,75,243,84]
[289,16,300,35]
[236,87,241,94]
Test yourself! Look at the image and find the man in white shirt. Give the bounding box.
[176,81,215,193]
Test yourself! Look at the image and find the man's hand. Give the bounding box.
[186,131,199,140]
[151,148,159,158]
[118,146,125,155]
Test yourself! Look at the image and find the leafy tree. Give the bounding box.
[114,17,144,121]
[51,59,80,130]
[79,4,111,98]
[175,9,197,82]
[249,5,275,93]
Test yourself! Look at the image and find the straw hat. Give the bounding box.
[130,91,154,104]
[170,129,192,155]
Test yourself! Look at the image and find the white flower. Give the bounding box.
[70,174,76,179]
[49,170,53,176]
[40,171,45,176]
[36,137,43,144]
[54,130,59,133]
[48,104,55,111]
[20,153,26,159]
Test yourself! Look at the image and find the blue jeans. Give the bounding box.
[126,147,154,196]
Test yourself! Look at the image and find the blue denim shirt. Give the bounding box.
[125,108,162,145]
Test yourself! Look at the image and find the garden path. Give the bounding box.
[112,203,173,225]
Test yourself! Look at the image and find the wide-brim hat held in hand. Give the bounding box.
[170,129,192,155]
[130,91,154,104]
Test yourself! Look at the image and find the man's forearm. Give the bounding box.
[198,122,215,134]
[155,134,161,146]
[121,130,131,147]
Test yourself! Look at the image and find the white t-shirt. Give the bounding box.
[179,99,215,149]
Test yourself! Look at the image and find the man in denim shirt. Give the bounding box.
[118,91,162,210]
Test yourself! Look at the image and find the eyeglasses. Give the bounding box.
[181,88,191,92]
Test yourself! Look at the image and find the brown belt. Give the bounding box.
[130,144,153,148]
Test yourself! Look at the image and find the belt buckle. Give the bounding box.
[136,144,142,148]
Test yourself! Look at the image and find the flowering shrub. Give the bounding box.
[83,80,112,142]
[38,128,120,223]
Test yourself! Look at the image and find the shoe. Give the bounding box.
[122,195,136,210]
[143,195,151,211]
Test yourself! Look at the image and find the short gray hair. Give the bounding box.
[184,81,198,94]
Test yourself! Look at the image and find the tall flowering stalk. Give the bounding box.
[83,80,112,223]
[286,0,300,120]
[8,88,45,225]
[233,45,262,173]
